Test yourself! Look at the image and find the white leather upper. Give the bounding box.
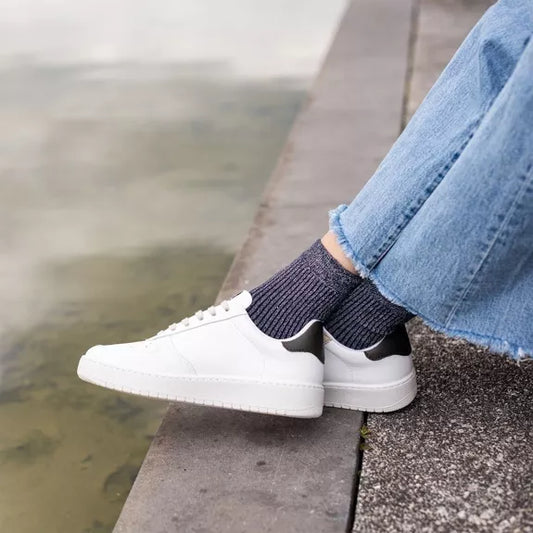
[83,291,323,385]
[324,330,414,386]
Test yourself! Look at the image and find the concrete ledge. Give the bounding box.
[115,406,361,532]
[114,1,413,531]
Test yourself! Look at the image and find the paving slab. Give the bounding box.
[114,0,413,531]
[115,406,361,533]
[353,1,533,531]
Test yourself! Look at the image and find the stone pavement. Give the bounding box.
[114,1,533,531]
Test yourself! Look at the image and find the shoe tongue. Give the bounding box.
[230,290,252,309]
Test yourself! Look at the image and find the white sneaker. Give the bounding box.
[323,325,417,412]
[77,291,325,418]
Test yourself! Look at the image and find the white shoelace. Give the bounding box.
[156,300,231,336]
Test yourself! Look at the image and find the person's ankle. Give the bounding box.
[321,231,358,274]
[247,239,362,339]
[324,280,414,350]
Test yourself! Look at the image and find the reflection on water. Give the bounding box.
[0,1,346,531]
[0,66,307,342]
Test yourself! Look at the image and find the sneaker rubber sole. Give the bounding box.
[78,356,324,418]
[323,369,417,413]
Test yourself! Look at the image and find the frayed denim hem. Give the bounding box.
[328,205,532,362]
[328,204,372,278]
[414,315,532,363]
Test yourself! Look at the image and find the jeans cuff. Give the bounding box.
[328,204,372,278]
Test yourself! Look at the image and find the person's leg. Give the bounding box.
[250,0,532,353]
[332,0,532,274]
[330,0,533,359]
[321,231,357,273]
[77,0,532,418]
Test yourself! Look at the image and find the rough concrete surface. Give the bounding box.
[114,1,413,531]
[353,1,533,531]
[355,320,533,533]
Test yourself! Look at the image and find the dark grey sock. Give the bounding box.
[248,240,362,339]
[325,279,414,349]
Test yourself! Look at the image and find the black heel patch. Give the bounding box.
[282,321,324,363]
[364,324,412,361]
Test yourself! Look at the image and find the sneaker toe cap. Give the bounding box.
[78,338,194,378]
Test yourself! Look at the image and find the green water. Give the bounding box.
[0,2,346,530]
[1,246,233,532]
[0,72,305,533]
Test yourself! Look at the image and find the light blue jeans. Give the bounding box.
[330,0,533,360]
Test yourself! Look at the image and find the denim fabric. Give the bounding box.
[330,0,533,360]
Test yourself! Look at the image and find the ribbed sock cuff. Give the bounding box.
[248,240,362,339]
[325,280,414,349]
